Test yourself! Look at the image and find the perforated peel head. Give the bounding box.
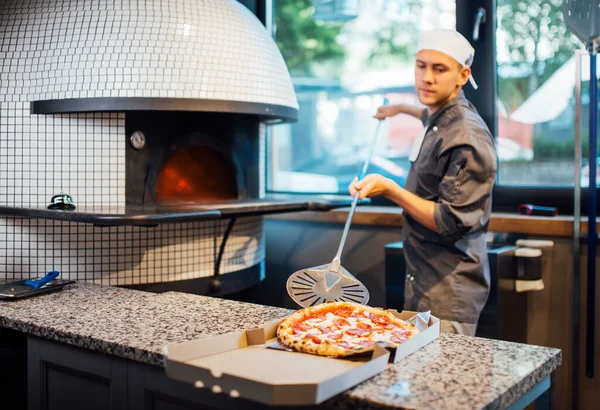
[286,263,370,308]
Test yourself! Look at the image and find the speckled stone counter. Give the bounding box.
[0,282,561,410]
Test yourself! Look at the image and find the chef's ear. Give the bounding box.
[458,66,470,87]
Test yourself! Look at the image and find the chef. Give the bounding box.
[349,29,497,336]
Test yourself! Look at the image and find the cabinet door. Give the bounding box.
[127,362,304,410]
[28,337,128,410]
[0,327,27,410]
[127,362,233,410]
[27,336,320,410]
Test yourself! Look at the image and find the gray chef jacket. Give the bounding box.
[402,91,497,324]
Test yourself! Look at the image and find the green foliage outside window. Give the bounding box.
[273,0,425,78]
[273,0,346,77]
[498,0,581,111]
[274,0,588,165]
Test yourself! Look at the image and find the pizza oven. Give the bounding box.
[0,0,343,297]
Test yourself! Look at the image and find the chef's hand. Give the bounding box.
[349,174,392,199]
[373,105,399,119]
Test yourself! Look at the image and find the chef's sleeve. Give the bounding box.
[433,144,496,241]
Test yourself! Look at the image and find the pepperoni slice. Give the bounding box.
[335,341,352,349]
[359,340,375,347]
[345,328,371,337]
[391,331,408,344]
[310,336,322,344]
[328,332,343,340]
[386,322,411,332]
[334,318,350,328]
[331,306,356,318]
[357,322,373,330]
[292,322,311,334]
[369,313,391,326]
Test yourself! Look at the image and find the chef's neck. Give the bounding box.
[427,87,462,115]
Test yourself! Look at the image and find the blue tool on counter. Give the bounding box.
[25,270,59,289]
[0,271,74,300]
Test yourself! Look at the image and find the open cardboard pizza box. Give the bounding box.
[164,310,440,406]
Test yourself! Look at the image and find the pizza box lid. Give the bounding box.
[163,317,390,406]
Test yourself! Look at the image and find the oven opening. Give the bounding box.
[125,111,259,207]
[155,146,238,204]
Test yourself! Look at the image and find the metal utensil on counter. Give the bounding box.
[286,98,389,308]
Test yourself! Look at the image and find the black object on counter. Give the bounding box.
[518,204,558,217]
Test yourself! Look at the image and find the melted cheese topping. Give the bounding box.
[293,309,419,350]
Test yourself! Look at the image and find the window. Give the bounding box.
[496,0,584,187]
[267,0,456,194]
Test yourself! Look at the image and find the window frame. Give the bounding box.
[261,0,593,216]
[460,0,593,216]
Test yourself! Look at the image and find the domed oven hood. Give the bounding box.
[19,0,298,122]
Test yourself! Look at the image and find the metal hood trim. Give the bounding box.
[31,97,298,123]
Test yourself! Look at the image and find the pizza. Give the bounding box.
[276,301,419,357]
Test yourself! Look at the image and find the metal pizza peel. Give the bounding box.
[286,98,389,308]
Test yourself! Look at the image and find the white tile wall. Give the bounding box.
[0,0,298,110]
[0,217,264,284]
[0,103,125,208]
[0,0,271,285]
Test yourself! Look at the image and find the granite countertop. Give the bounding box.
[0,282,561,410]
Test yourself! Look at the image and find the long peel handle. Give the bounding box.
[333,98,389,265]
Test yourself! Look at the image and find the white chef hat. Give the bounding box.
[416,29,478,90]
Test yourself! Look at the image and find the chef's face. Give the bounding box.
[414,50,470,112]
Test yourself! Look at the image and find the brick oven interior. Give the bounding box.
[125,111,260,206]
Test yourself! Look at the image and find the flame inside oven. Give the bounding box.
[155,147,238,203]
